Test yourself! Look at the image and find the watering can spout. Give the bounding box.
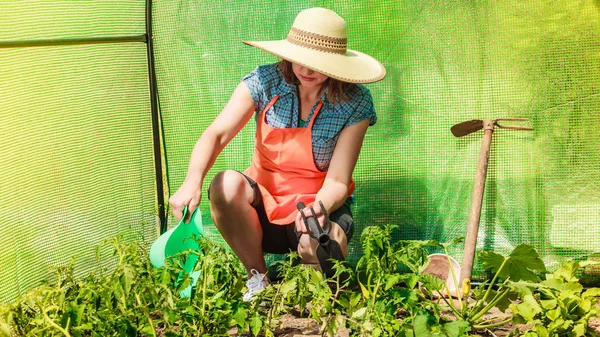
[149,206,204,297]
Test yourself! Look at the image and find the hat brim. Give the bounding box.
[243,39,386,84]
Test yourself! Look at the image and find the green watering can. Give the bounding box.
[149,206,204,297]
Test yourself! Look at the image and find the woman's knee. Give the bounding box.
[297,234,318,263]
[328,222,349,258]
[209,170,253,206]
[208,170,249,203]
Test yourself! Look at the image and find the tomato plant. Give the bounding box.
[1,226,598,337]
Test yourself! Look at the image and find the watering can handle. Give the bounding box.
[181,205,189,222]
[179,205,198,225]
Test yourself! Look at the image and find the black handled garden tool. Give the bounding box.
[452,118,533,287]
[297,201,345,277]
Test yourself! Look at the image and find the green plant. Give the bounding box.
[0,235,247,337]
[313,261,354,336]
[509,260,600,337]
[423,244,545,333]
[4,226,595,337]
[345,225,468,337]
[244,253,329,336]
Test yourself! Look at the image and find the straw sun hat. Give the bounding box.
[243,8,386,84]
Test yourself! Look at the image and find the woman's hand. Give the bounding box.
[169,179,202,222]
[294,202,328,235]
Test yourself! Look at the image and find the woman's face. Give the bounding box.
[292,63,328,89]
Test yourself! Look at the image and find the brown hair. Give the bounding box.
[277,60,354,105]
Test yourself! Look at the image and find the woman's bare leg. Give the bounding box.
[209,170,266,274]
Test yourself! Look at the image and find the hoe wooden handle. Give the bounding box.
[460,121,494,285]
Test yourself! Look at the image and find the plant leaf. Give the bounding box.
[509,282,542,322]
[479,251,505,273]
[510,301,539,322]
[279,279,297,297]
[420,273,444,293]
[412,314,433,337]
[442,320,471,337]
[359,281,370,299]
[479,245,544,282]
[539,299,557,310]
[351,307,367,319]
[399,273,420,289]
[233,305,248,329]
[573,323,586,337]
[384,274,403,290]
[582,288,600,299]
[495,290,518,313]
[249,313,263,336]
[551,261,579,282]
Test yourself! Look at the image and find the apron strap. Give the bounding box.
[307,100,324,129]
[261,95,280,122]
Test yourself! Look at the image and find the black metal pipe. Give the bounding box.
[145,0,168,233]
[0,35,146,49]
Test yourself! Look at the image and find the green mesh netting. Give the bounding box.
[0,1,157,303]
[154,0,600,283]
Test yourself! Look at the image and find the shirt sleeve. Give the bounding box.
[346,86,377,127]
[242,67,264,112]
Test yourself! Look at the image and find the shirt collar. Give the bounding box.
[275,78,296,98]
[275,79,332,107]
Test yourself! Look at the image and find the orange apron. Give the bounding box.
[244,95,355,225]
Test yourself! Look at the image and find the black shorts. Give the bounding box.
[209,171,354,254]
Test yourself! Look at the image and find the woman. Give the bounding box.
[169,7,386,301]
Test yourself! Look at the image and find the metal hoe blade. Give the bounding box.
[451,120,484,137]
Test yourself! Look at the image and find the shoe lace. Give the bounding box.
[244,269,268,301]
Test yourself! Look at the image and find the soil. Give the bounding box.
[229,303,600,337]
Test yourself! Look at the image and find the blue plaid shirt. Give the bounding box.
[242,63,377,171]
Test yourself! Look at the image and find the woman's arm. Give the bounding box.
[295,117,370,233]
[185,81,255,184]
[316,117,370,214]
[169,81,256,220]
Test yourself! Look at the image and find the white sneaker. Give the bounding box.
[243,269,270,302]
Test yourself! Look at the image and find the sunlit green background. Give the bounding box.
[1,0,599,303]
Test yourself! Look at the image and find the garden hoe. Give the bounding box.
[424,118,533,298]
[297,201,345,278]
[149,206,204,297]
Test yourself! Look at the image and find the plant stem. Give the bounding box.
[473,317,512,329]
[437,289,461,318]
[268,281,283,327]
[470,289,508,323]
[484,328,499,337]
[200,253,208,318]
[444,251,463,310]
[320,276,341,336]
[478,259,508,311]
[370,276,382,310]
[370,277,387,329]
[477,314,512,326]
[41,307,71,337]
[137,294,157,337]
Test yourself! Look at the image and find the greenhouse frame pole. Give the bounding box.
[146,0,168,234]
[0,5,168,235]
